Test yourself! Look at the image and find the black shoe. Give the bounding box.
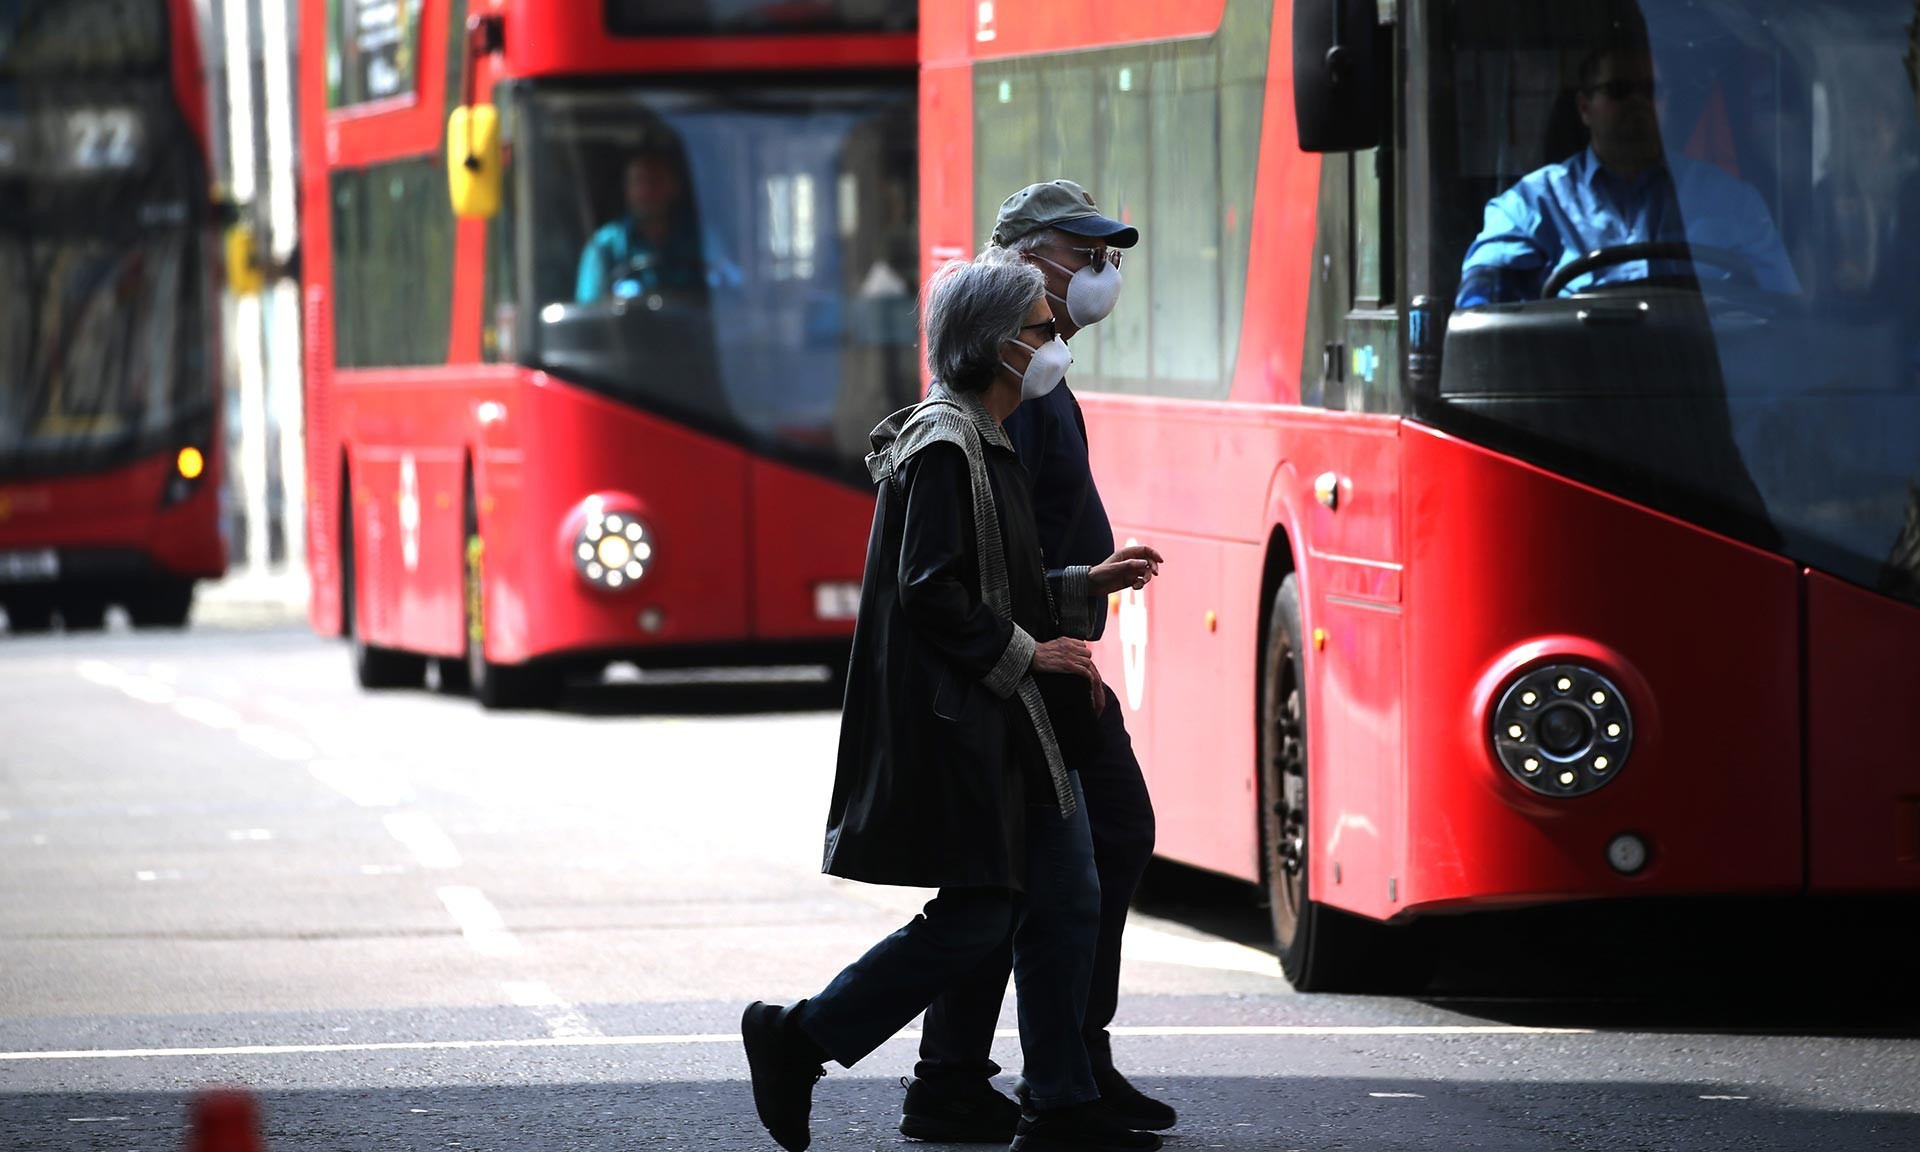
[899,1075,1021,1142]
[1094,1068,1177,1132]
[1010,1101,1163,1151]
[741,1000,826,1151]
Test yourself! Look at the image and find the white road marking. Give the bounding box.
[116,675,178,706]
[502,980,602,1039]
[437,885,519,957]
[1123,923,1285,979]
[75,661,126,689]
[1369,1092,1426,1098]
[1700,1095,1751,1101]
[66,1116,129,1122]
[145,662,178,682]
[237,725,317,762]
[0,1024,1593,1062]
[310,760,413,808]
[388,814,462,870]
[174,697,244,729]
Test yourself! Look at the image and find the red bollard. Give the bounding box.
[185,1086,265,1152]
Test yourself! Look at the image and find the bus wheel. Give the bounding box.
[127,580,195,629]
[1262,573,1358,991]
[344,504,425,690]
[3,594,55,634]
[57,591,108,631]
[1261,574,1429,994]
[464,492,550,710]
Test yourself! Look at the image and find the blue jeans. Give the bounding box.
[795,775,1101,1110]
[921,687,1155,1081]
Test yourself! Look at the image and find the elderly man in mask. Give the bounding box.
[897,180,1177,1144]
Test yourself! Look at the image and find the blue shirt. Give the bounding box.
[1004,381,1117,641]
[1457,148,1800,308]
[575,218,706,303]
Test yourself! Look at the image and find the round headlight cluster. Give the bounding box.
[1492,663,1633,797]
[573,509,653,591]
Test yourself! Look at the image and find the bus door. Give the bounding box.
[1299,131,1411,920]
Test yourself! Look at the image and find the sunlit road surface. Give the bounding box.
[2,625,1917,1151]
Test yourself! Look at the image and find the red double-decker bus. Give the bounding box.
[298,0,920,705]
[923,0,1920,988]
[0,0,226,633]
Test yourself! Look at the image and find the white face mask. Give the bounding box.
[1036,253,1125,327]
[1001,334,1073,401]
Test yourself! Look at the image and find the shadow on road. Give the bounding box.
[5,1073,1917,1151]
[1132,858,1920,1038]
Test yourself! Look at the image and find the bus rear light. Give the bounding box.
[571,502,652,593]
[1491,663,1634,798]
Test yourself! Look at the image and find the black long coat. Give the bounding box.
[821,391,1100,891]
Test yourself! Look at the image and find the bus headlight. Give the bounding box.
[1492,663,1633,797]
[572,506,653,591]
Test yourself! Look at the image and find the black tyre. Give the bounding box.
[464,482,552,710]
[127,580,195,629]
[1260,573,1429,994]
[343,487,426,690]
[3,593,55,634]
[57,590,108,631]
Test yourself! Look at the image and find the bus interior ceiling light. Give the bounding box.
[574,505,653,591]
[1491,663,1634,798]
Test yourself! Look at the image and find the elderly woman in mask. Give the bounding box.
[741,256,1164,1152]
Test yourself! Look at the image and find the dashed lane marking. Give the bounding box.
[503,980,602,1039]
[388,814,463,870]
[0,1024,1593,1062]
[311,760,413,808]
[173,697,244,730]
[437,885,519,957]
[237,724,318,762]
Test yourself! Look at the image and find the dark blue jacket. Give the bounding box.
[1004,381,1116,641]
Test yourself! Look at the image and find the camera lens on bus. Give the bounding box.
[1491,663,1633,798]
[1537,704,1593,756]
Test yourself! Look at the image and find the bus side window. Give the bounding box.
[1345,144,1401,414]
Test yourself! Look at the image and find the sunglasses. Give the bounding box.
[1044,243,1124,273]
[1585,79,1657,102]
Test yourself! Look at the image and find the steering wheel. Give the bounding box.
[1541,241,1758,299]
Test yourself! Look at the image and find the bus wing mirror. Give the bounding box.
[447,104,502,220]
[1293,0,1383,153]
[225,221,265,298]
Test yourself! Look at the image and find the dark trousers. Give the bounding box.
[917,686,1156,1083]
[796,775,1103,1109]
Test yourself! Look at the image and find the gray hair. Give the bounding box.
[981,228,1073,259]
[923,257,1046,393]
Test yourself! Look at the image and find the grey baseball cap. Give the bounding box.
[990,180,1139,249]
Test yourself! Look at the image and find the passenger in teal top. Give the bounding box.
[575,151,707,303]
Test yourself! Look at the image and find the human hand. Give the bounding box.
[1088,658,1107,717]
[1031,637,1096,681]
[1090,544,1164,596]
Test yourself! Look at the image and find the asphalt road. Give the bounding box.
[2,622,1918,1151]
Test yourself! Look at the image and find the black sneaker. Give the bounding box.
[1009,1101,1163,1152]
[899,1075,1021,1142]
[1094,1068,1177,1132]
[741,1000,826,1151]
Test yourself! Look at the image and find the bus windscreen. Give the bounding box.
[518,83,920,481]
[0,0,213,480]
[1430,0,1920,606]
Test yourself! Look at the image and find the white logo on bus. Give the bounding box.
[398,454,420,573]
[1117,536,1148,712]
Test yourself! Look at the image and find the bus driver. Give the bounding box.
[575,146,707,304]
[1456,39,1799,308]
